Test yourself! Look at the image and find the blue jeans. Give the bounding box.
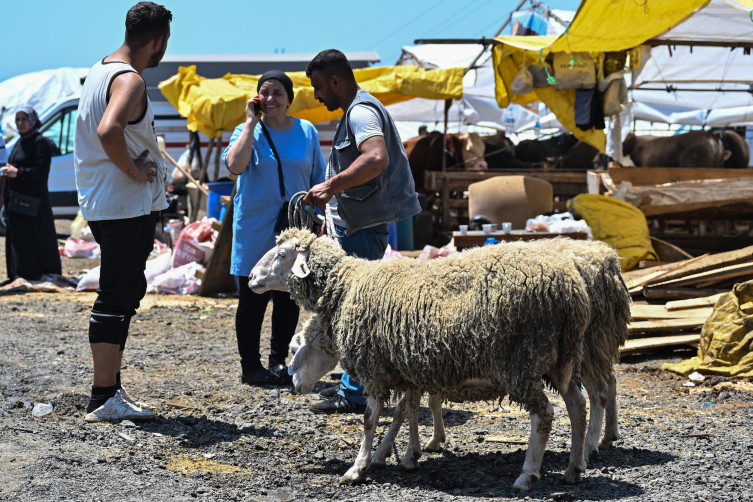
[335,223,389,405]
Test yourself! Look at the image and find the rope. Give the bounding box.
[563,25,583,69]
[288,191,339,245]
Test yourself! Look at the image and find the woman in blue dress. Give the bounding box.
[223,71,326,386]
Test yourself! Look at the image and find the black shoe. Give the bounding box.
[240,369,284,387]
[318,385,339,399]
[268,364,293,385]
[310,394,367,415]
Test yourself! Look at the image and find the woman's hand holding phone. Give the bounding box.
[245,95,262,125]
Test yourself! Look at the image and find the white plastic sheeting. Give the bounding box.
[632,0,753,115]
[0,67,87,137]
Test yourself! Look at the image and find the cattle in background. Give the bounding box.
[712,129,750,168]
[403,132,487,195]
[556,141,601,170]
[516,134,579,164]
[623,131,731,168]
[481,131,530,170]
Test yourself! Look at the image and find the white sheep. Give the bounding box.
[250,228,592,491]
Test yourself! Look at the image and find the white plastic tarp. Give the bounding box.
[0,67,87,137]
[631,0,753,113]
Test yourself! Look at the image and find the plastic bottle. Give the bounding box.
[534,121,541,139]
[504,108,515,136]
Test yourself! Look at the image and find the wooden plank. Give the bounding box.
[650,236,693,262]
[642,286,729,300]
[646,245,753,284]
[656,262,753,289]
[639,198,753,219]
[609,167,753,187]
[620,334,701,354]
[628,318,708,334]
[624,254,708,291]
[695,272,753,289]
[452,231,589,249]
[630,305,713,320]
[665,293,725,311]
[220,195,231,205]
[622,262,678,283]
[428,170,587,191]
[198,190,238,297]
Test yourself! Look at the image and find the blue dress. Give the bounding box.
[222,118,326,276]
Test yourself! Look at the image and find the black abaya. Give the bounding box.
[4,132,61,281]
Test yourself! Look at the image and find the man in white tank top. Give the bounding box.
[74,2,172,423]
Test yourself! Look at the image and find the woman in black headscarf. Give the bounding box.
[1,107,61,283]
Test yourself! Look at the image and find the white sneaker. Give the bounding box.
[84,390,156,423]
[118,385,136,405]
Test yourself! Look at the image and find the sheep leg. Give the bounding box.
[583,375,608,463]
[371,395,408,468]
[600,372,621,448]
[399,388,422,471]
[513,400,554,493]
[560,378,588,484]
[339,396,382,485]
[423,395,446,452]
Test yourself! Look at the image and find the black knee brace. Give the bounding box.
[88,312,125,345]
[120,316,132,351]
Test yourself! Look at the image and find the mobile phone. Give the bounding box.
[253,101,262,116]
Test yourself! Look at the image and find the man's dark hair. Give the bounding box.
[306,49,356,83]
[125,2,173,47]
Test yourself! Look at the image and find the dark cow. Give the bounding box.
[516,134,579,164]
[556,141,601,170]
[481,132,530,170]
[623,131,731,168]
[712,129,750,168]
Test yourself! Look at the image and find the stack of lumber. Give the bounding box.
[619,244,753,355]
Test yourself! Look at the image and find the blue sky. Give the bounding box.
[2,0,581,82]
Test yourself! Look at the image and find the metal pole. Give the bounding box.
[442,99,451,231]
[463,0,527,74]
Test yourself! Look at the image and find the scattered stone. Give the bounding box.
[119,433,135,443]
[31,403,53,417]
[120,420,137,428]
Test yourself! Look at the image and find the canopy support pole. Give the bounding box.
[442,98,451,231]
[463,0,527,75]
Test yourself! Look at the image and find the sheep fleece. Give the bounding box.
[281,229,591,414]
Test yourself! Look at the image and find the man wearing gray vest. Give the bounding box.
[303,49,421,414]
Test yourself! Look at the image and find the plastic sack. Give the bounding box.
[70,211,87,239]
[568,194,658,271]
[172,219,218,268]
[525,212,593,239]
[145,249,172,283]
[510,67,534,95]
[64,238,101,259]
[79,226,95,242]
[552,52,596,90]
[528,62,554,88]
[417,245,454,261]
[76,266,101,292]
[602,78,625,117]
[150,262,204,295]
[382,245,405,260]
[663,280,753,378]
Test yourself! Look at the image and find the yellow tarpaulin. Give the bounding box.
[491,0,709,152]
[663,280,753,379]
[159,65,464,138]
[568,194,658,271]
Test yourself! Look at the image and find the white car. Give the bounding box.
[1,97,81,234]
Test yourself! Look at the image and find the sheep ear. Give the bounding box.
[291,252,310,278]
[289,343,309,374]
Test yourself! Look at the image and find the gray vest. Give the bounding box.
[330,90,421,234]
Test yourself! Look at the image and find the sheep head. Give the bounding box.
[289,333,339,395]
[249,228,317,293]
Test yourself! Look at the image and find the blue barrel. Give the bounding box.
[388,222,398,250]
[206,181,235,220]
[396,216,415,251]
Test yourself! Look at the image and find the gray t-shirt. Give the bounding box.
[328,92,385,228]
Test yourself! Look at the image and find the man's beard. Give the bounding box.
[147,41,167,68]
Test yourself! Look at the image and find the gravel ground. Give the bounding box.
[2,237,753,501]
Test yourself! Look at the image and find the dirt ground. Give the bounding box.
[2,237,753,501]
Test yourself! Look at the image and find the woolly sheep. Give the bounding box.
[250,228,592,491]
[365,238,631,468]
